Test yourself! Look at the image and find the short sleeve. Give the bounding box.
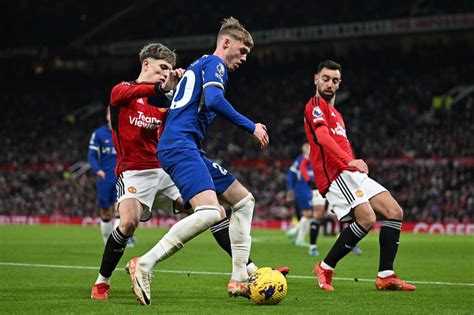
[202,57,228,91]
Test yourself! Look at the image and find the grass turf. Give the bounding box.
[0,225,473,314]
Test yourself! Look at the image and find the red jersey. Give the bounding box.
[303,96,357,195]
[109,81,168,176]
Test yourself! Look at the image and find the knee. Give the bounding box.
[194,205,223,226]
[386,205,404,221]
[232,193,255,213]
[120,218,139,236]
[357,210,376,231]
[100,207,113,221]
[218,205,227,220]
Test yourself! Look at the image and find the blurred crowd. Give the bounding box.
[1,41,473,223]
[5,0,473,47]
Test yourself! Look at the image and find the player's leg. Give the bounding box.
[110,181,136,247]
[91,198,141,300]
[309,190,326,256]
[205,156,260,285]
[219,179,255,296]
[97,180,114,243]
[295,210,312,246]
[369,189,416,291]
[336,219,362,255]
[130,168,260,298]
[315,202,374,291]
[99,206,114,243]
[286,202,302,241]
[286,205,303,243]
[309,203,325,256]
[136,168,224,272]
[313,171,374,291]
[91,171,147,300]
[129,190,224,305]
[206,207,258,274]
[136,158,224,269]
[289,188,313,245]
[127,150,224,304]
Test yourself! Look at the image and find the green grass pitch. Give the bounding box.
[0,225,473,314]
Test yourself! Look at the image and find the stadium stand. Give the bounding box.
[0,5,472,223]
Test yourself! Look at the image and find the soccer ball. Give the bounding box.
[248,267,288,305]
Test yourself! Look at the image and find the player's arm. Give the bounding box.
[110,82,165,106]
[314,126,352,164]
[300,156,318,189]
[204,86,269,148]
[286,164,297,202]
[88,132,105,179]
[314,126,368,173]
[305,100,367,173]
[204,86,255,132]
[148,68,185,107]
[299,158,311,182]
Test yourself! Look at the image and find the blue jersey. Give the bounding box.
[287,154,313,193]
[88,124,117,181]
[159,55,254,151]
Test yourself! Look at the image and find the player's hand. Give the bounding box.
[348,159,369,174]
[253,123,269,149]
[96,170,106,179]
[286,190,295,202]
[161,68,185,92]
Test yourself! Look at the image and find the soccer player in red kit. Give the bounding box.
[91,43,185,300]
[303,60,416,291]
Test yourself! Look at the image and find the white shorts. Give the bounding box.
[116,168,180,221]
[312,190,326,207]
[326,171,387,222]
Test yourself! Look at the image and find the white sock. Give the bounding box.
[321,261,334,271]
[139,206,221,272]
[229,194,254,282]
[100,220,113,243]
[288,222,298,235]
[296,217,310,242]
[113,218,120,229]
[246,262,258,275]
[378,270,395,278]
[95,273,110,285]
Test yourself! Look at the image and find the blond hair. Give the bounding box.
[218,17,254,48]
[139,43,176,66]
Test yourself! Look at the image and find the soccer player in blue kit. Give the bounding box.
[88,109,118,243]
[126,17,269,304]
[286,143,315,247]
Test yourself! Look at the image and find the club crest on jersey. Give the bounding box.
[355,189,364,197]
[128,186,137,194]
[215,63,225,82]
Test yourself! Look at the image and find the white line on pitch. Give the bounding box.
[1,262,473,287]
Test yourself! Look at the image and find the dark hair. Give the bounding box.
[139,43,177,66]
[317,60,342,74]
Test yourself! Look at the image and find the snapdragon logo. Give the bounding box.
[129,111,162,130]
[330,122,347,138]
